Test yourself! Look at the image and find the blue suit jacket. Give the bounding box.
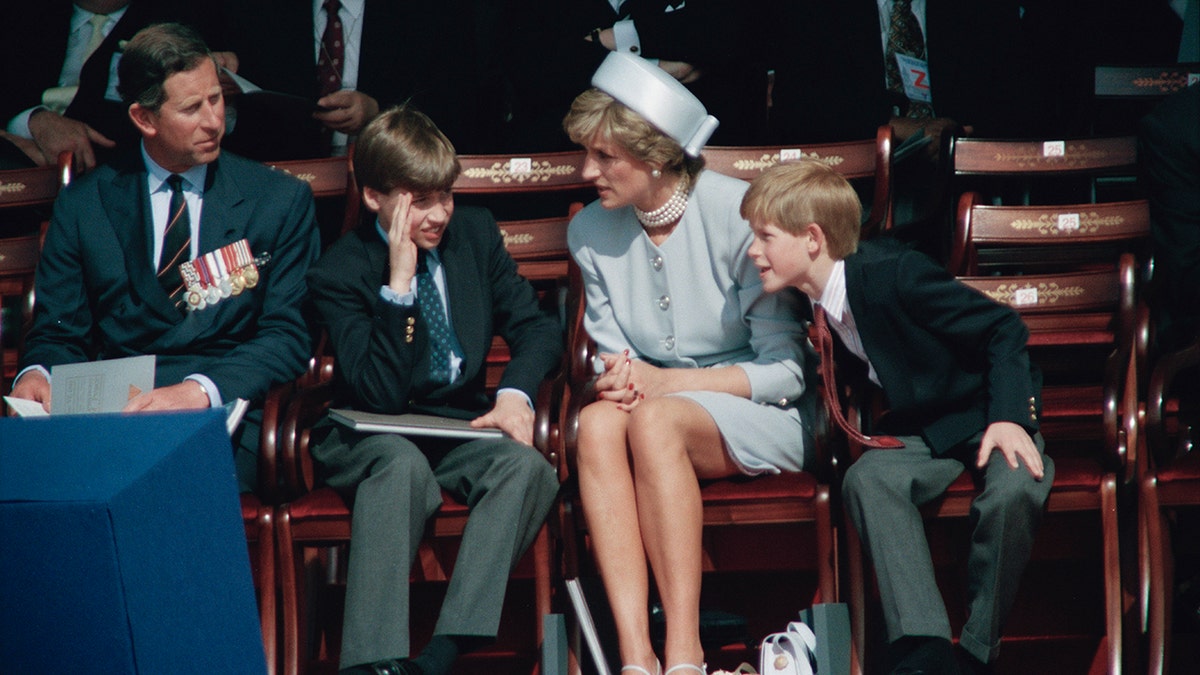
[22,149,321,404]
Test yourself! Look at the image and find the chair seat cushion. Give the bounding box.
[699,471,819,503]
[287,486,467,521]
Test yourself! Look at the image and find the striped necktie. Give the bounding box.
[159,174,191,303]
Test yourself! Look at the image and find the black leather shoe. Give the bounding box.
[954,645,994,675]
[890,637,960,675]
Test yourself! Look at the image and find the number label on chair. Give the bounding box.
[1057,213,1081,232]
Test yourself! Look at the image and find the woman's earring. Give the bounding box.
[651,168,662,178]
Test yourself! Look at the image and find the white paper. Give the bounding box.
[49,355,156,415]
[3,396,49,417]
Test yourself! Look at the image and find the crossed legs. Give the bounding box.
[576,395,740,672]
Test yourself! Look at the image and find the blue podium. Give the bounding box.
[0,410,265,674]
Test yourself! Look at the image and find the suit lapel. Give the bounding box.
[441,230,486,377]
[100,152,185,322]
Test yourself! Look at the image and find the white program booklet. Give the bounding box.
[50,354,157,415]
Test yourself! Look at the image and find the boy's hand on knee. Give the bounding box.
[472,390,534,446]
[978,421,1044,480]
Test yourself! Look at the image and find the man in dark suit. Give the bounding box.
[210,0,481,160]
[7,23,321,491]
[505,0,766,150]
[305,106,562,675]
[1141,83,1200,352]
[741,161,1053,675]
[0,1,220,171]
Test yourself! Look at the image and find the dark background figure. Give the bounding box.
[504,0,768,151]
[209,0,486,161]
[1141,83,1200,353]
[0,1,217,172]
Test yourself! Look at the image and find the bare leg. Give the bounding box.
[628,397,740,670]
[577,400,658,671]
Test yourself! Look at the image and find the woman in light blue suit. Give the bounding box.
[565,53,818,675]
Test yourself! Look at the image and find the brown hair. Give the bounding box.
[117,22,214,111]
[741,161,861,259]
[354,105,461,194]
[563,88,704,180]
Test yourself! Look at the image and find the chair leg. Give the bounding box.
[1141,473,1170,675]
[1100,474,1122,675]
[845,511,867,675]
[258,507,278,675]
[276,507,302,675]
[815,485,836,603]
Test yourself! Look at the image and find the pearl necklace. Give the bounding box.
[634,177,689,228]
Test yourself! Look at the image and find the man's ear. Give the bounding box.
[361,186,384,213]
[127,103,157,138]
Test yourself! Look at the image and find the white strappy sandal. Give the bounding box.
[620,663,662,675]
[664,664,707,675]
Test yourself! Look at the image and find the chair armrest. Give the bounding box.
[534,371,568,480]
[257,379,298,505]
[279,379,336,500]
[1147,338,1200,468]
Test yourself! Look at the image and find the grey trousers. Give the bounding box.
[842,432,1053,664]
[311,424,560,669]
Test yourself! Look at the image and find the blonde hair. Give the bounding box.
[354,105,460,194]
[740,161,861,259]
[563,88,704,180]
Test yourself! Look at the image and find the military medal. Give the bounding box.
[180,262,206,311]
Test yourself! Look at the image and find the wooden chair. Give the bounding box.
[947,135,1140,208]
[0,152,72,393]
[843,258,1141,675]
[1092,63,1200,135]
[0,235,40,394]
[454,151,592,222]
[948,191,1152,276]
[702,125,895,238]
[556,260,838,671]
[274,370,561,675]
[1139,337,1200,674]
[242,492,278,675]
[274,218,570,673]
[266,153,360,244]
[1094,64,1200,99]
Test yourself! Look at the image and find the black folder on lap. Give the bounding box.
[328,409,503,439]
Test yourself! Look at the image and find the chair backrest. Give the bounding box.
[454,151,589,195]
[958,254,1139,473]
[498,216,571,283]
[0,235,42,393]
[267,153,360,241]
[1093,63,1200,99]
[948,135,1139,206]
[949,191,1151,275]
[0,151,73,235]
[702,124,895,237]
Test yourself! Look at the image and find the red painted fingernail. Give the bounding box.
[627,383,634,390]
[639,393,645,400]
[623,349,629,355]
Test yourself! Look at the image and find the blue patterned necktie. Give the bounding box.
[416,252,459,384]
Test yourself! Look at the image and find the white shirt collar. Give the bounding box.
[815,259,848,322]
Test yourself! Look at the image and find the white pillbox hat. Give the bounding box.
[590,52,719,157]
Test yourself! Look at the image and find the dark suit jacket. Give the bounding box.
[212,0,480,158]
[1140,84,1200,351]
[826,239,1040,455]
[0,1,216,154]
[505,0,766,150]
[769,0,1030,144]
[21,149,321,404]
[306,207,562,419]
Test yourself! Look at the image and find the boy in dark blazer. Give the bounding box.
[740,161,1053,675]
[305,106,562,675]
